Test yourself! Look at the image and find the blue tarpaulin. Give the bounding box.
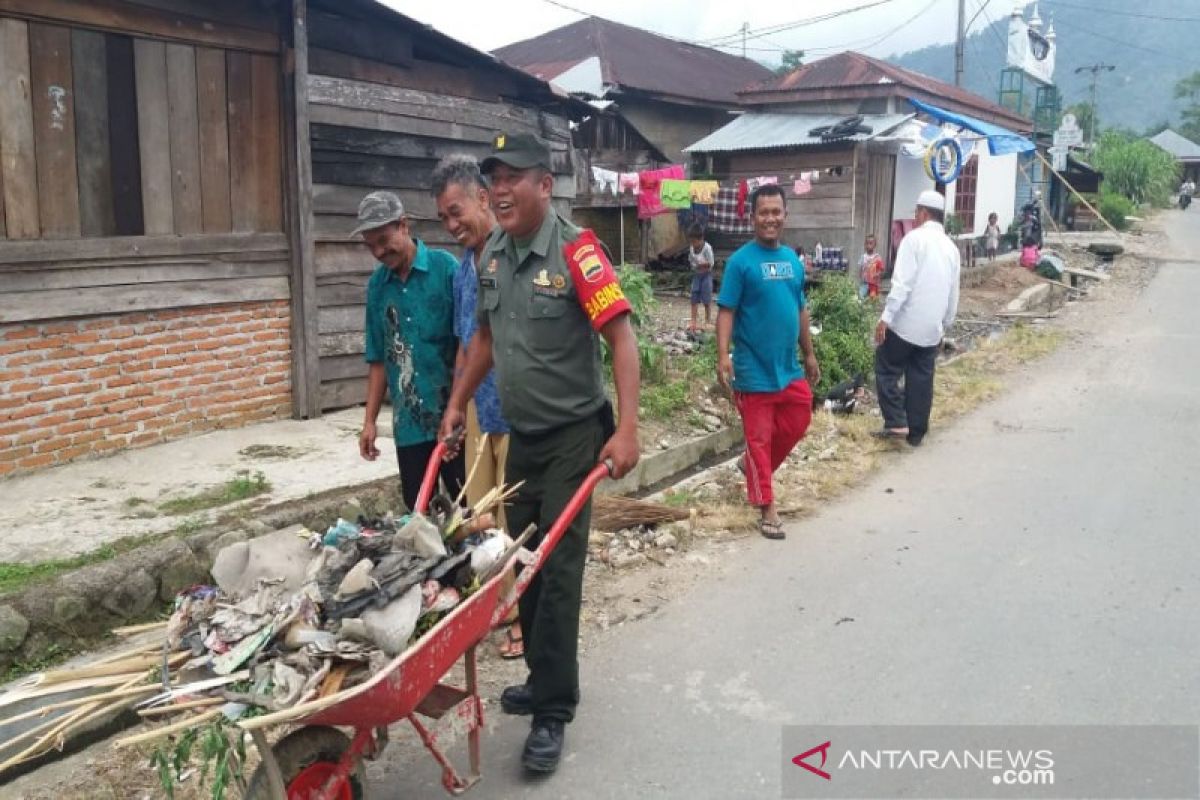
[907,97,1035,156]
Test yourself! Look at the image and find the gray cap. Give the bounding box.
[351,191,405,235]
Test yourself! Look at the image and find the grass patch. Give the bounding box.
[642,380,691,420]
[661,488,698,508]
[0,515,209,596]
[158,470,270,516]
[124,496,148,508]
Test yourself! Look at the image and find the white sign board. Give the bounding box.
[1049,145,1069,172]
[1054,114,1083,148]
[1007,13,1055,85]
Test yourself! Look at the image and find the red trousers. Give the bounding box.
[735,379,813,507]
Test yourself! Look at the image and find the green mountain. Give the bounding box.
[887,0,1192,134]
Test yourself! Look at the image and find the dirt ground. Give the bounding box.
[2,232,1159,800]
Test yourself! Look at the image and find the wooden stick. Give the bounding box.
[113,708,223,748]
[111,620,168,637]
[1038,277,1086,293]
[30,652,188,688]
[1032,149,1122,237]
[0,674,143,773]
[0,683,159,730]
[94,641,164,666]
[138,697,225,717]
[0,675,134,710]
[454,433,488,507]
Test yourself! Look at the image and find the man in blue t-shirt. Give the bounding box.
[716,184,820,540]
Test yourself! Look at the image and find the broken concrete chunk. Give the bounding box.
[361,585,422,656]
[211,525,313,599]
[335,558,376,600]
[394,515,446,559]
[0,605,30,652]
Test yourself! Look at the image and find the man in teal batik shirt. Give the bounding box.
[355,191,465,510]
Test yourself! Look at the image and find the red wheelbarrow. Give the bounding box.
[238,441,612,799]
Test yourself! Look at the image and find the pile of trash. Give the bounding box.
[164,502,516,713]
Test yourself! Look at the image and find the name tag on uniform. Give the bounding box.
[760,262,795,280]
[480,276,498,289]
[532,285,567,298]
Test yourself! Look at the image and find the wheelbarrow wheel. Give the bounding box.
[245,726,367,800]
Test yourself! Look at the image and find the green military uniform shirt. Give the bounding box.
[477,210,631,436]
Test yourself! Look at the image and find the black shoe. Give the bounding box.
[522,717,565,773]
[906,435,924,447]
[500,684,533,716]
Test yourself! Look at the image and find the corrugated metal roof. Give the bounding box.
[684,113,913,153]
[494,17,774,106]
[1149,129,1200,161]
[740,52,1030,132]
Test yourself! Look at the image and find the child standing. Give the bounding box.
[985,212,1001,261]
[858,234,884,300]
[688,225,715,331]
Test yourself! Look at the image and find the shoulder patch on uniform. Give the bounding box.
[565,230,609,284]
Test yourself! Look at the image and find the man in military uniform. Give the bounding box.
[439,133,640,773]
[355,191,465,510]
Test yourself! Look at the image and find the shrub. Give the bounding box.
[1092,131,1180,207]
[1095,189,1134,231]
[605,264,666,382]
[806,274,875,398]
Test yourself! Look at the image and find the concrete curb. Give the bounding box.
[0,427,743,675]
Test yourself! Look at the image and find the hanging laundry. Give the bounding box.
[711,186,754,236]
[659,178,692,209]
[793,176,812,196]
[591,167,618,195]
[689,180,720,205]
[748,176,780,190]
[618,172,641,195]
[735,180,749,218]
[636,165,685,219]
[677,203,711,231]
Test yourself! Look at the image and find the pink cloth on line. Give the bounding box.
[619,172,641,195]
[637,165,685,219]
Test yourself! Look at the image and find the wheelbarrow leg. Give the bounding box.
[249,729,288,800]
[465,644,482,781]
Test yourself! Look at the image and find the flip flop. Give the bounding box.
[758,519,786,540]
[498,623,524,660]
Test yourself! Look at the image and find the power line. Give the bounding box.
[1040,0,1200,23]
[804,0,942,55]
[697,0,900,47]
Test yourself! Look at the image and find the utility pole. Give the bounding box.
[954,0,966,87]
[1074,63,1115,146]
[741,21,749,58]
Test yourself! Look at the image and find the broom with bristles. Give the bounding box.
[590,494,689,532]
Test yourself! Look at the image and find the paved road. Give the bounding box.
[376,213,1200,798]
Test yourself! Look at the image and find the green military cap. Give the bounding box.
[480,132,551,174]
[351,190,405,235]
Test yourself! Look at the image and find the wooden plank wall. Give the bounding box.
[305,55,576,410]
[0,1,289,321]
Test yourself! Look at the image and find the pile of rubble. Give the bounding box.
[590,523,686,571]
[653,328,704,356]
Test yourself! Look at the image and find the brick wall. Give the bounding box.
[0,300,292,478]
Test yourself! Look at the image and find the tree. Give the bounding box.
[1175,71,1200,141]
[1062,102,1095,143]
[1092,131,1180,207]
[774,49,804,75]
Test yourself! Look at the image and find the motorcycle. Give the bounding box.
[1180,193,1192,210]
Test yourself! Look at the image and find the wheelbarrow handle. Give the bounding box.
[413,426,466,515]
[493,460,612,624]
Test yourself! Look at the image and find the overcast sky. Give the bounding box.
[389,0,1030,67]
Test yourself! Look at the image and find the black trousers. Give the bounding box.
[396,439,465,512]
[506,413,606,723]
[874,329,938,442]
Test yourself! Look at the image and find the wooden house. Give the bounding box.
[0,0,575,477]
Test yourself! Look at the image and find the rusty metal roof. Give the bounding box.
[493,17,774,106]
[684,112,913,153]
[741,52,1029,131]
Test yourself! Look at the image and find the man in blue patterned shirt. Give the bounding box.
[355,191,465,511]
[432,155,522,659]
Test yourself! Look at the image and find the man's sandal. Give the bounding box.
[758,519,786,540]
[498,623,524,660]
